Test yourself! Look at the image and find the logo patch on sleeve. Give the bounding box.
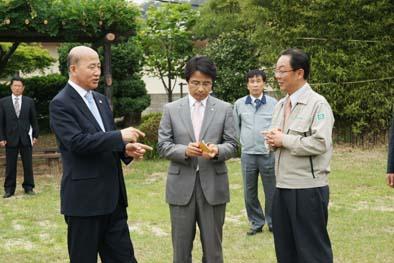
[317,113,325,120]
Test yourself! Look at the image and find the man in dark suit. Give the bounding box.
[0,76,39,198]
[49,46,151,263]
[158,56,238,263]
[387,114,394,188]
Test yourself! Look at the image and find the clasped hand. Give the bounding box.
[262,128,284,148]
[186,142,218,160]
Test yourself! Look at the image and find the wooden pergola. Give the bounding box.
[0,30,133,104]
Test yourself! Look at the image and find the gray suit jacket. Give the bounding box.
[158,95,238,206]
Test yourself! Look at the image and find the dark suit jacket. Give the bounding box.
[49,84,131,217]
[388,116,394,173]
[0,95,39,147]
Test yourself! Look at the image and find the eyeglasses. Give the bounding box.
[248,79,263,84]
[189,80,212,88]
[274,68,300,76]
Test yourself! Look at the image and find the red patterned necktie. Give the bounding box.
[283,97,292,126]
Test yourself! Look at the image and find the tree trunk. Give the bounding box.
[0,42,20,75]
[167,88,173,102]
[123,112,142,127]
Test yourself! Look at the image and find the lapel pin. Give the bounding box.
[99,100,102,104]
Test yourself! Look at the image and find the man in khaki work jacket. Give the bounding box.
[265,48,334,263]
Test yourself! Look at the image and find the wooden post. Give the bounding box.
[104,33,115,106]
[179,82,186,98]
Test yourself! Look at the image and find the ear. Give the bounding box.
[69,64,76,75]
[296,69,305,80]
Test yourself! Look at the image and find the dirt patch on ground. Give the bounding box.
[129,221,169,237]
[150,225,169,237]
[12,221,24,231]
[333,146,386,162]
[4,239,34,251]
[226,213,243,225]
[37,220,56,228]
[353,200,394,212]
[230,183,242,190]
[143,172,166,184]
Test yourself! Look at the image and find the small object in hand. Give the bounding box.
[199,140,212,153]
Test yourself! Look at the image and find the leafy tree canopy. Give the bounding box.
[0,0,139,40]
[195,0,394,140]
[204,31,259,103]
[139,3,198,102]
[0,43,55,78]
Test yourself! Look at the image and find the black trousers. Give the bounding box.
[65,204,137,263]
[272,187,333,263]
[4,143,34,194]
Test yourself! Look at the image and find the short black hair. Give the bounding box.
[280,48,310,80]
[246,69,267,82]
[184,56,217,82]
[10,76,24,86]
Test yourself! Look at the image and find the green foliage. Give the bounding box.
[0,43,55,78]
[138,112,162,159]
[193,0,247,40]
[139,3,197,102]
[204,31,259,103]
[57,38,150,127]
[106,39,150,126]
[194,0,394,142]
[57,43,79,76]
[0,0,139,40]
[112,76,150,116]
[0,74,67,131]
[260,0,394,138]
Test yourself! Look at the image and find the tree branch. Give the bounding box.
[0,42,20,75]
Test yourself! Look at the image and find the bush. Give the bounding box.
[138,112,162,160]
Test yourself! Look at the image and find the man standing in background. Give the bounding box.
[265,48,334,263]
[233,69,277,235]
[0,76,39,198]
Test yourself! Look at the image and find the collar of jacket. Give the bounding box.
[245,94,266,105]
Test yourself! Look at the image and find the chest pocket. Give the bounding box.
[288,120,311,136]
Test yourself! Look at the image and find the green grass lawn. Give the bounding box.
[0,146,393,262]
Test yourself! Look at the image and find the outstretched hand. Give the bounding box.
[120,127,145,143]
[125,142,153,160]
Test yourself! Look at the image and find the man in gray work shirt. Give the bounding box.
[233,69,277,235]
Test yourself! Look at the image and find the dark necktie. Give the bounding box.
[255,99,262,110]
